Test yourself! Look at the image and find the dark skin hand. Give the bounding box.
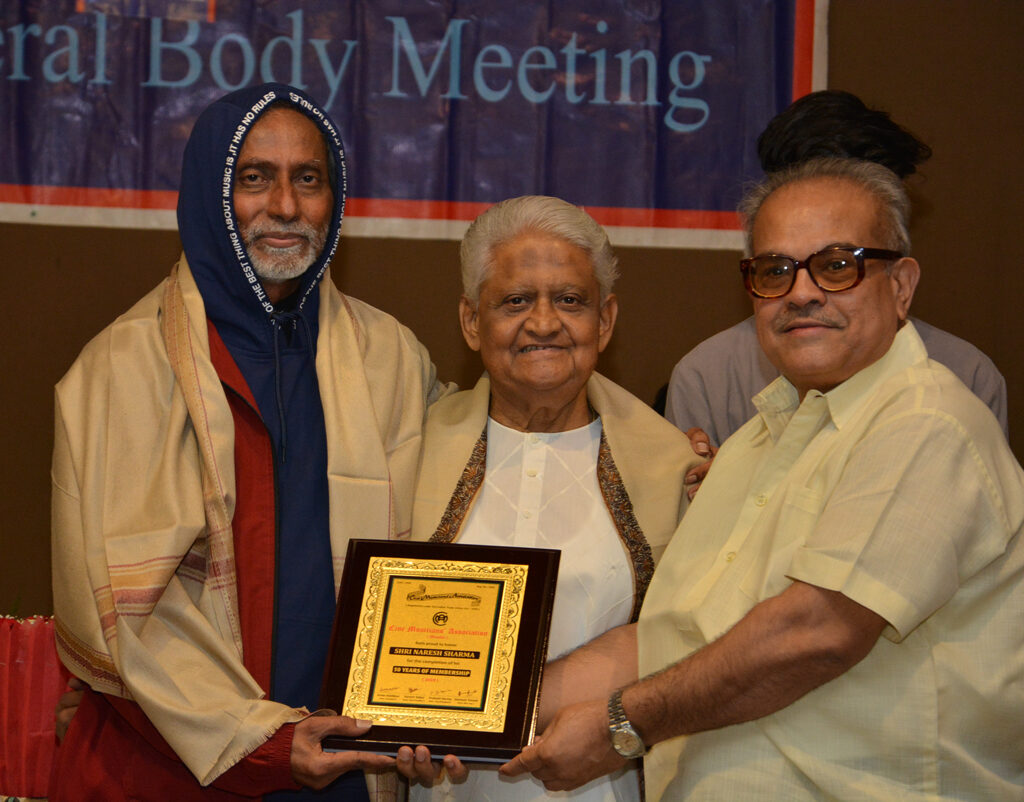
[289,715,395,789]
[395,745,469,786]
[684,427,717,500]
[291,719,468,789]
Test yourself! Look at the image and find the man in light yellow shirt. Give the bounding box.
[501,156,1024,799]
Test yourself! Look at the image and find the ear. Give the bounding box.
[459,295,482,352]
[889,257,921,321]
[597,293,619,353]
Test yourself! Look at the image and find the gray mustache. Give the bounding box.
[245,222,317,241]
[773,309,842,332]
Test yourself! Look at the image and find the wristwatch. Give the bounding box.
[607,688,647,758]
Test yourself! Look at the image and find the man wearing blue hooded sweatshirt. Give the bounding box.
[50,84,451,799]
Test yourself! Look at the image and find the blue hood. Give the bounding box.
[177,82,347,339]
[176,83,348,462]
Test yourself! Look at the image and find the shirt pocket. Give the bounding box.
[737,485,825,603]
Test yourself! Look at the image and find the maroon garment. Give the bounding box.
[48,323,299,799]
[49,689,296,800]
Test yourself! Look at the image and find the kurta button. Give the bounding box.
[755,494,768,506]
[529,434,540,445]
[523,510,532,519]
[725,551,736,562]
[526,468,538,477]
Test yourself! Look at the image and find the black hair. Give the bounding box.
[757,90,932,178]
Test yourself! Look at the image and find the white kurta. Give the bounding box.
[413,416,640,802]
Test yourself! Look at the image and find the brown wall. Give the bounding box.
[4,1,1022,616]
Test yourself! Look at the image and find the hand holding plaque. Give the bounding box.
[320,540,559,762]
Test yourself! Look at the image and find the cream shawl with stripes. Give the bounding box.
[52,257,450,786]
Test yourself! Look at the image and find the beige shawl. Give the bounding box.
[410,374,699,603]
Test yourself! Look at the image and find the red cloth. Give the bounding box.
[0,615,71,797]
[209,321,277,693]
[48,322,300,799]
[49,689,296,800]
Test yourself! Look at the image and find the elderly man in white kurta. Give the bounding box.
[405,196,701,801]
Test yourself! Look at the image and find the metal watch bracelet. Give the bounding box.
[607,688,647,758]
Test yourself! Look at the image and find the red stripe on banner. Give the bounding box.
[1,186,740,231]
[0,184,178,209]
[792,0,816,99]
[345,198,494,221]
[346,199,740,230]
[585,206,740,230]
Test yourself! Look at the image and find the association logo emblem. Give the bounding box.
[432,612,449,626]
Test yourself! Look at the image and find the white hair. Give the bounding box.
[460,195,619,302]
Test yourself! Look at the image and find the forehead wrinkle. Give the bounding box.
[489,278,593,296]
[237,153,326,168]
[235,157,274,171]
[754,181,881,257]
[240,108,329,156]
[760,241,862,260]
[499,234,584,260]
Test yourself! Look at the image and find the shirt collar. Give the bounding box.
[753,377,802,442]
[753,321,928,441]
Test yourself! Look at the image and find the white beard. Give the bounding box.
[243,220,329,283]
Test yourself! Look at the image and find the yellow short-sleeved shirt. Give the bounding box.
[638,324,1024,801]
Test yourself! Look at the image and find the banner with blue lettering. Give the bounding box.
[0,0,826,248]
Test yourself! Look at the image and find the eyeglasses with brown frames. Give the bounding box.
[740,246,904,299]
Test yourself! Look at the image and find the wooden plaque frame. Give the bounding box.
[320,539,559,762]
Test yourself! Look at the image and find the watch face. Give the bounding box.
[612,728,643,756]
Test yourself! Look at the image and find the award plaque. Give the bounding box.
[320,539,560,761]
